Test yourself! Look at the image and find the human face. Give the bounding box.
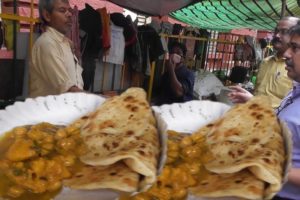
[170,46,184,64]
[42,0,72,34]
[283,34,300,83]
[272,19,298,54]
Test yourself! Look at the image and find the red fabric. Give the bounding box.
[67,6,81,63]
[97,7,111,53]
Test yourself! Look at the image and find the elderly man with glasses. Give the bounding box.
[29,0,84,98]
[229,17,300,108]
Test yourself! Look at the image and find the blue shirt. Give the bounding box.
[276,81,300,199]
[156,65,195,105]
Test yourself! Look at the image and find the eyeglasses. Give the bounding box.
[274,28,290,36]
[276,96,293,115]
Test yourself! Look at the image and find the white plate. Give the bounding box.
[0,92,168,200]
[0,92,105,134]
[152,100,231,133]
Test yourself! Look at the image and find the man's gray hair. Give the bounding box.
[38,0,56,23]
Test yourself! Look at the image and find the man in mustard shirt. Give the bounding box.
[29,0,84,97]
[254,17,300,108]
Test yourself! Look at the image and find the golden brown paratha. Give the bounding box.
[190,169,265,200]
[80,88,159,190]
[63,162,139,192]
[203,96,285,199]
[68,115,90,129]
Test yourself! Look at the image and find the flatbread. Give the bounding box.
[63,162,139,192]
[203,96,285,199]
[190,169,265,200]
[80,88,159,189]
[68,115,90,129]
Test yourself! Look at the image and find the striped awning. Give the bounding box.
[170,0,300,31]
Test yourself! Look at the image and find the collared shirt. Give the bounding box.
[29,27,83,98]
[276,82,300,199]
[255,55,293,109]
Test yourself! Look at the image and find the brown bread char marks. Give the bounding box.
[80,88,159,190]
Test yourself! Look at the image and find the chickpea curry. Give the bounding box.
[120,130,213,200]
[0,122,87,199]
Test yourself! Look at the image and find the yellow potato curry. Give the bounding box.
[0,122,87,199]
[121,130,213,200]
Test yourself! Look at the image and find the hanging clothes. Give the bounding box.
[138,25,164,74]
[168,23,183,47]
[104,23,125,65]
[124,16,142,72]
[97,7,111,54]
[184,28,200,59]
[234,36,254,62]
[234,43,253,62]
[160,22,173,35]
[79,3,102,91]
[67,6,81,64]
[110,13,137,47]
[194,29,210,58]
[79,3,102,58]
[160,37,168,54]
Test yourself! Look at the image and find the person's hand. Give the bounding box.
[227,85,253,103]
[166,58,176,72]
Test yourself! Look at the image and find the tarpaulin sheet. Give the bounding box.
[108,0,196,16]
[170,0,300,31]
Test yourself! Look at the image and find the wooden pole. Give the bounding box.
[147,61,156,102]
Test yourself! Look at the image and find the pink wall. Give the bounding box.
[69,0,123,13]
[230,28,257,37]
[257,30,273,39]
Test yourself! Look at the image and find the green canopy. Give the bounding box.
[170,0,300,31]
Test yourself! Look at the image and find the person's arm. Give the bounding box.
[165,60,184,97]
[288,168,300,186]
[227,85,253,103]
[67,85,84,93]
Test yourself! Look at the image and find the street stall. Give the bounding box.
[0,0,299,199]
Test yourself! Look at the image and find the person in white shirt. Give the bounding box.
[30,0,84,97]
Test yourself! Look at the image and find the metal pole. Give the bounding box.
[147,61,155,102]
[280,0,286,19]
[29,0,34,55]
[10,0,17,99]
